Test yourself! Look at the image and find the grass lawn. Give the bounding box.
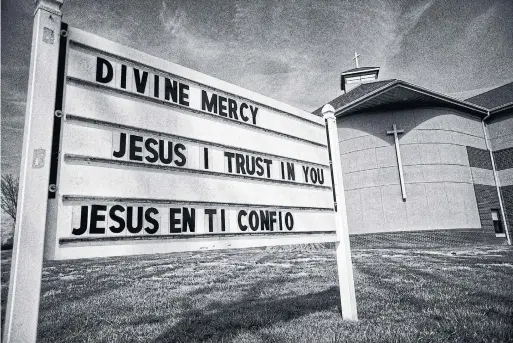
[1,238,513,342]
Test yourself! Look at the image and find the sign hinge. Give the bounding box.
[48,22,68,199]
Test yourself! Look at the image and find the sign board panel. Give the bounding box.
[44,25,338,260]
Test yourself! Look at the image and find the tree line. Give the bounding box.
[1,174,18,249]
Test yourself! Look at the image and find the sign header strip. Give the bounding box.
[66,27,325,126]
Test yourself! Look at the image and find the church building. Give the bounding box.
[313,55,513,243]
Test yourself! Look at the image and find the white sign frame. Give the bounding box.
[4,2,357,342]
[44,24,339,260]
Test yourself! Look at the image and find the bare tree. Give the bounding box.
[1,174,19,221]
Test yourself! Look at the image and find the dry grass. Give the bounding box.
[1,239,513,342]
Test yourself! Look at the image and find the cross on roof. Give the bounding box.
[353,51,360,68]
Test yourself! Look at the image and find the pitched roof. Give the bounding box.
[312,79,488,118]
[465,82,513,109]
[312,80,396,116]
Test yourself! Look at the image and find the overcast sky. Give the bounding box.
[2,0,513,175]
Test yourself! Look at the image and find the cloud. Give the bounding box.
[383,0,435,71]
[393,1,434,45]
[2,0,512,177]
[158,1,186,36]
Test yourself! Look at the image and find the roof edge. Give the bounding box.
[341,68,380,76]
[334,80,489,118]
[490,102,513,115]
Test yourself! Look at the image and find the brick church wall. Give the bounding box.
[487,111,513,243]
[466,146,506,239]
[472,184,501,232]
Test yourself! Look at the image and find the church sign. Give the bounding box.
[46,25,337,260]
[4,2,357,342]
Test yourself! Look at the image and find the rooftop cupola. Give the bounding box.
[340,52,380,93]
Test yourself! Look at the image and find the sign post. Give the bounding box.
[323,104,358,320]
[3,1,63,342]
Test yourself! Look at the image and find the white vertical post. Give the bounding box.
[322,104,358,321]
[3,1,63,342]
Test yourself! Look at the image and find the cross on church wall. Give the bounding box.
[387,124,406,200]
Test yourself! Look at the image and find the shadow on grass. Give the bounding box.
[400,263,513,313]
[357,258,513,324]
[153,286,340,342]
[356,265,430,317]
